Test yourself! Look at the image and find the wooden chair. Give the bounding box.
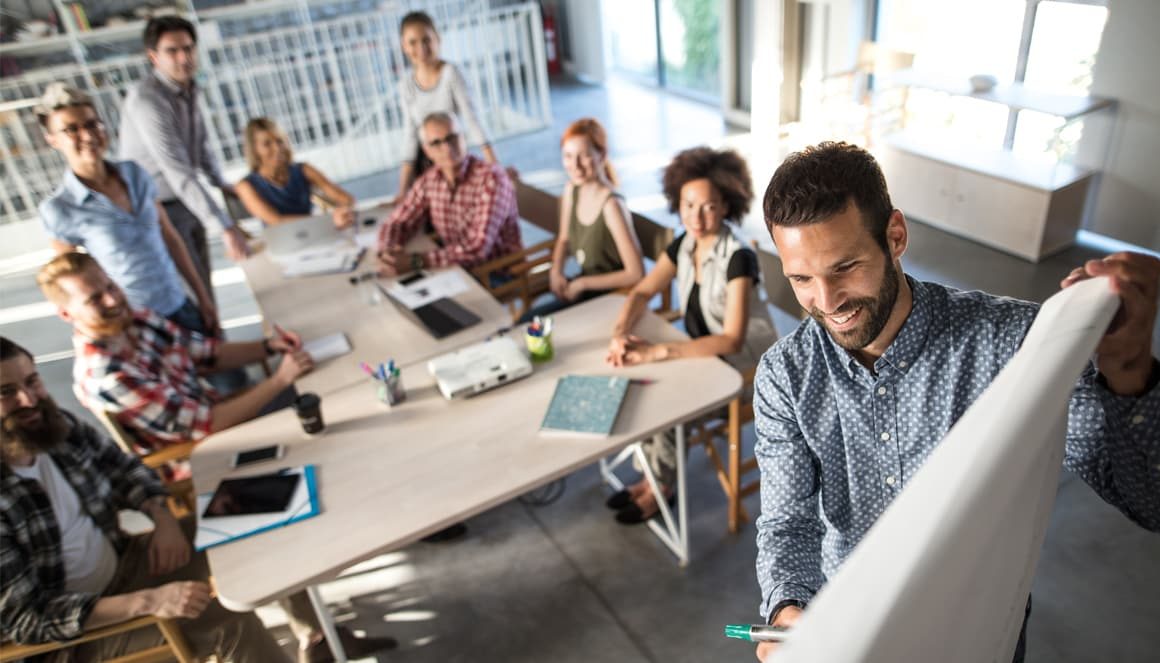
[0,615,195,663]
[687,244,806,533]
[626,211,677,320]
[471,179,558,322]
[91,408,199,517]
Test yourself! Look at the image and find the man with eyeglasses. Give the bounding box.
[36,83,218,339]
[118,16,251,295]
[377,111,522,276]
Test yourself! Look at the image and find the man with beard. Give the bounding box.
[0,336,290,661]
[752,142,1160,662]
[33,254,400,661]
[36,251,312,451]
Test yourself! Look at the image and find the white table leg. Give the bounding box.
[306,585,347,663]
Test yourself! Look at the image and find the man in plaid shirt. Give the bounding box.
[377,111,522,275]
[36,252,312,451]
[35,253,398,662]
[0,336,288,661]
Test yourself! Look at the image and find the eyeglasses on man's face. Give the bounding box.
[426,132,460,149]
[54,119,105,140]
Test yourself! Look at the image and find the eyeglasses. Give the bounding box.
[426,132,460,149]
[54,119,104,139]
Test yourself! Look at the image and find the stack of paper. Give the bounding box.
[303,332,352,363]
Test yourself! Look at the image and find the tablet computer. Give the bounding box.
[202,471,301,519]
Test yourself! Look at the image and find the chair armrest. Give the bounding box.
[470,239,555,281]
[0,616,166,661]
[141,442,198,469]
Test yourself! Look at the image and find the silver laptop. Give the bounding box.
[263,215,342,258]
[426,336,533,400]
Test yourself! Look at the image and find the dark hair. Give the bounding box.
[399,11,437,35]
[0,337,33,363]
[661,147,753,222]
[762,141,893,253]
[144,16,197,51]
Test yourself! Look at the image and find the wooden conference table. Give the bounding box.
[240,225,510,396]
[193,294,741,598]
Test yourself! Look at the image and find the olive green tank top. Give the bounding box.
[568,186,624,277]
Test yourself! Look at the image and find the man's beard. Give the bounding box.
[1,395,70,457]
[88,306,131,337]
[811,261,901,351]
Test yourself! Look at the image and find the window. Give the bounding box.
[603,0,721,102]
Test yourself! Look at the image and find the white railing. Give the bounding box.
[0,0,550,226]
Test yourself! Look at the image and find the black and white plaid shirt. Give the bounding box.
[0,410,167,644]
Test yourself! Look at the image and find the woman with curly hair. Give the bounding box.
[603,146,777,524]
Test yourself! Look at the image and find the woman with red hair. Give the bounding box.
[529,118,643,320]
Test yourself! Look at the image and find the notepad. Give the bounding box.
[194,465,319,551]
[303,332,351,363]
[540,375,631,437]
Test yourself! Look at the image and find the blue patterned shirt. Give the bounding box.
[753,276,1160,620]
[39,160,188,316]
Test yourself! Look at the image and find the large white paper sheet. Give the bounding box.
[194,465,318,551]
[773,277,1119,663]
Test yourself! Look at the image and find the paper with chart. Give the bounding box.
[772,277,1119,663]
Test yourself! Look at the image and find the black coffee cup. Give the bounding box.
[294,392,324,434]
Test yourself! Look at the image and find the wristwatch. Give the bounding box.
[410,252,425,272]
[262,338,277,356]
[768,599,807,625]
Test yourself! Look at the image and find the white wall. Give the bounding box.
[557,0,605,82]
[1084,0,1160,252]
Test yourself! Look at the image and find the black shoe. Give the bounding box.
[421,522,467,542]
[605,489,632,510]
[615,495,676,525]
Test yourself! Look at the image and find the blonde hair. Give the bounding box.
[37,252,101,305]
[35,82,95,128]
[561,118,617,187]
[243,117,293,172]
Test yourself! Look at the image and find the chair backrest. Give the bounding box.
[631,211,674,263]
[0,615,194,663]
[223,189,252,224]
[754,245,807,321]
[514,179,559,234]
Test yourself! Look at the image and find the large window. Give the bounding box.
[875,0,1109,162]
[604,0,721,102]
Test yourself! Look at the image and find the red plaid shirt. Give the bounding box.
[72,309,219,450]
[378,154,522,268]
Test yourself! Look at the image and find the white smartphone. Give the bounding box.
[230,445,285,468]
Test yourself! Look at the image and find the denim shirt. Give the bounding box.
[39,160,187,316]
[753,276,1160,620]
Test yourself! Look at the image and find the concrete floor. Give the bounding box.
[1,75,1157,662]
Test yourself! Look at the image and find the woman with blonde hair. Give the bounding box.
[524,118,643,320]
[234,117,356,227]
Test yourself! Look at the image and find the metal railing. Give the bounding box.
[0,0,550,225]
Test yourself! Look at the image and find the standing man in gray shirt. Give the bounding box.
[119,16,250,298]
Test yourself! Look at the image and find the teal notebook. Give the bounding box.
[540,375,631,437]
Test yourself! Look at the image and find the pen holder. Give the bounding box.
[376,374,405,407]
[524,328,554,362]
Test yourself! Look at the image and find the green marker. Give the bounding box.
[724,624,791,643]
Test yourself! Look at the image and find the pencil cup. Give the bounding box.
[525,328,554,362]
[376,374,405,407]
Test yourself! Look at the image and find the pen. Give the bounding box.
[724,624,791,643]
[272,323,298,350]
[348,271,376,285]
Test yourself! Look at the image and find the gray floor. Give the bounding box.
[1,74,1157,662]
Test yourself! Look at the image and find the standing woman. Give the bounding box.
[604,146,777,524]
[528,118,643,319]
[234,117,356,228]
[393,10,500,201]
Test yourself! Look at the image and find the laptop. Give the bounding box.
[263,215,343,258]
[378,282,481,338]
[426,336,533,400]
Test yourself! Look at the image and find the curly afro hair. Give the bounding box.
[661,147,753,222]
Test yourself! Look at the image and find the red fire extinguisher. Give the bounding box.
[543,4,561,75]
